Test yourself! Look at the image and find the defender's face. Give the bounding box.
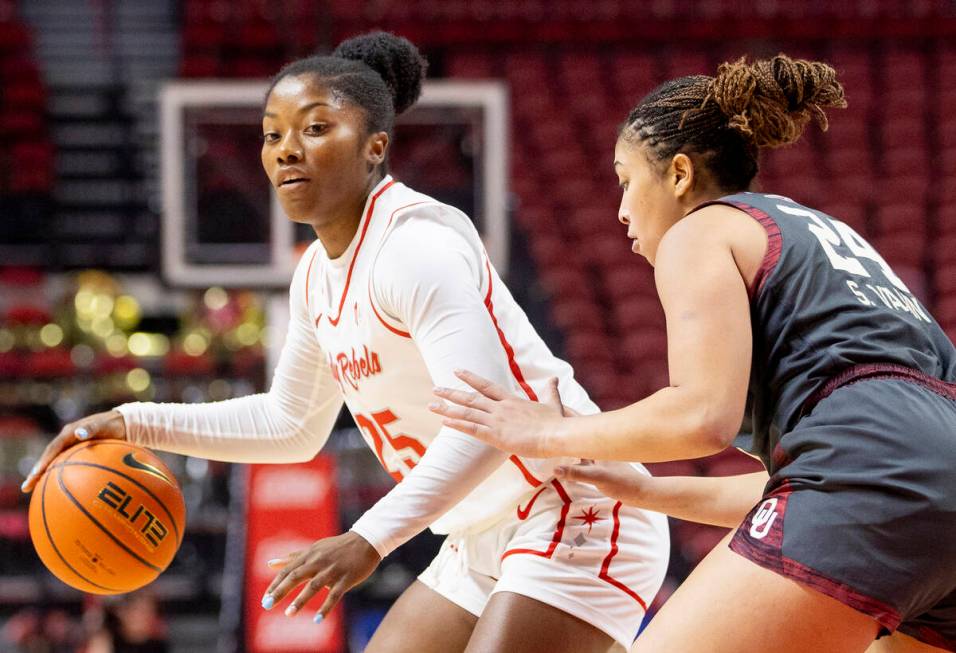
[613,138,684,266]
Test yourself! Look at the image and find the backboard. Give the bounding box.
[159,80,510,288]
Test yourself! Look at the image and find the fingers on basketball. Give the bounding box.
[24,419,92,492]
[23,414,126,493]
[21,431,71,493]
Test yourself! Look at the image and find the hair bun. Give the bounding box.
[708,54,847,148]
[333,31,428,115]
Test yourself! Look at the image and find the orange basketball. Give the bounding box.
[28,440,186,594]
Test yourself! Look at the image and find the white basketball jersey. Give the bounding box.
[302,176,598,534]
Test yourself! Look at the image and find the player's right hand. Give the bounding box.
[554,461,653,507]
[21,410,127,493]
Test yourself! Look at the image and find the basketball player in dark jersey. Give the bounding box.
[430,54,956,652]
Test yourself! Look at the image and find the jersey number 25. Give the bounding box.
[356,409,427,483]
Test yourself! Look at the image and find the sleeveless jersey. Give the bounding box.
[303,176,597,535]
[701,192,956,470]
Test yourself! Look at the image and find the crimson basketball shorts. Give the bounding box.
[731,371,956,650]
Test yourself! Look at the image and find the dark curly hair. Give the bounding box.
[620,54,847,192]
[267,31,428,137]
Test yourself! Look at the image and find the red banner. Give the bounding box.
[244,456,344,652]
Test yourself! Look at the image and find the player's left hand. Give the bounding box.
[261,531,381,623]
[429,370,567,458]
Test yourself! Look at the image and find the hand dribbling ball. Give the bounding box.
[28,440,186,594]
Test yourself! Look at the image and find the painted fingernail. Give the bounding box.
[285,605,298,617]
[313,613,324,624]
[261,595,274,610]
[75,427,90,440]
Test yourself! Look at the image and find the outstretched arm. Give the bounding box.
[431,207,753,462]
[108,246,342,463]
[557,462,769,528]
[113,242,343,464]
[22,246,343,491]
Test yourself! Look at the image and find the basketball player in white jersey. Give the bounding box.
[23,32,669,652]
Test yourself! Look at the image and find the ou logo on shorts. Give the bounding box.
[749,498,779,540]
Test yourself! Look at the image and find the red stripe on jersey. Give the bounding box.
[599,501,649,610]
[729,201,782,300]
[327,179,396,327]
[362,199,434,338]
[509,455,543,487]
[501,479,572,561]
[383,200,431,230]
[368,283,411,338]
[482,258,539,402]
[481,257,544,487]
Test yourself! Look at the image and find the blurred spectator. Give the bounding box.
[83,593,169,653]
[1,607,79,653]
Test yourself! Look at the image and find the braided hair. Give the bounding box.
[267,31,428,137]
[620,54,847,192]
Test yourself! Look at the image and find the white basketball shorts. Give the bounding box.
[418,475,670,649]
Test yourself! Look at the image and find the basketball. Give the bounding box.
[28,440,186,595]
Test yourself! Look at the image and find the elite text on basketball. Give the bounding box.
[96,481,169,548]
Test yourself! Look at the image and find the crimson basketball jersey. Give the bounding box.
[699,192,956,471]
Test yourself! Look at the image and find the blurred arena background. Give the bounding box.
[1,0,955,651]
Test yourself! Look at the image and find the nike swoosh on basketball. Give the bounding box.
[122,453,172,484]
[516,486,548,520]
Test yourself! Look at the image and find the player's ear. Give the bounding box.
[365,131,389,169]
[671,153,695,199]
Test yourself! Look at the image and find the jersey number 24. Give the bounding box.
[774,200,909,293]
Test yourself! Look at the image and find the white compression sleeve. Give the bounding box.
[116,244,344,464]
[349,209,519,557]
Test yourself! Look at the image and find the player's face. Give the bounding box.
[261,75,387,225]
[613,138,684,266]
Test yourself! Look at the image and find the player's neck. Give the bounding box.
[679,183,733,216]
[312,208,363,259]
[311,173,385,259]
